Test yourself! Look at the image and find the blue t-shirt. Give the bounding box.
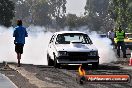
[13,26,28,44]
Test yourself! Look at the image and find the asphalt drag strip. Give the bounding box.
[8,64,64,88]
[1,63,131,88]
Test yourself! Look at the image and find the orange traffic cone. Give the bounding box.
[129,52,132,66]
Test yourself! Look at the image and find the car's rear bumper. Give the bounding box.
[56,56,99,64]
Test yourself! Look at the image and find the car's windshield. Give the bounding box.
[56,33,92,44]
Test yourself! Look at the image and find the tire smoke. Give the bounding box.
[89,32,117,64]
[0,26,52,65]
[0,26,116,65]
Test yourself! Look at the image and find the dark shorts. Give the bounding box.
[15,43,24,54]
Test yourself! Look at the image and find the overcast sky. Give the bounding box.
[66,0,86,16]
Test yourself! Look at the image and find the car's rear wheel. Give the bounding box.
[54,55,60,68]
[47,54,53,66]
[92,62,99,69]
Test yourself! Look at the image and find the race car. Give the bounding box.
[47,31,99,68]
[124,33,132,49]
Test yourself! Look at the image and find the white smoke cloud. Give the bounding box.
[0,25,52,65]
[89,31,117,64]
[0,26,16,62]
[0,25,117,65]
[22,26,53,65]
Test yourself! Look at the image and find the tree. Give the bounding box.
[85,0,109,16]
[66,14,78,30]
[84,0,112,32]
[32,0,51,27]
[11,0,67,30]
[109,0,132,32]
[0,0,15,27]
[11,0,33,26]
[48,0,67,30]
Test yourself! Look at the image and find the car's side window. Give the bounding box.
[49,34,55,44]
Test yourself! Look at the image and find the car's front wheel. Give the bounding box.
[54,55,60,68]
[47,54,53,66]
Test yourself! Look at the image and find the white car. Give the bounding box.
[47,31,99,68]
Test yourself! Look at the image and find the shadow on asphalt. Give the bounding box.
[37,64,122,71]
[60,64,121,71]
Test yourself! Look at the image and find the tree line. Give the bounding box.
[0,0,132,32]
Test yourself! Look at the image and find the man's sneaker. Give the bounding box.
[17,63,21,67]
[17,60,21,67]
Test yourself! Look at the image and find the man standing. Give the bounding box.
[115,26,127,58]
[108,29,115,45]
[13,20,28,67]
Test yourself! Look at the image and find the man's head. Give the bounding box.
[17,20,22,26]
[111,29,114,32]
[118,26,122,31]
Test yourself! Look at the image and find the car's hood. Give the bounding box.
[55,43,98,52]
